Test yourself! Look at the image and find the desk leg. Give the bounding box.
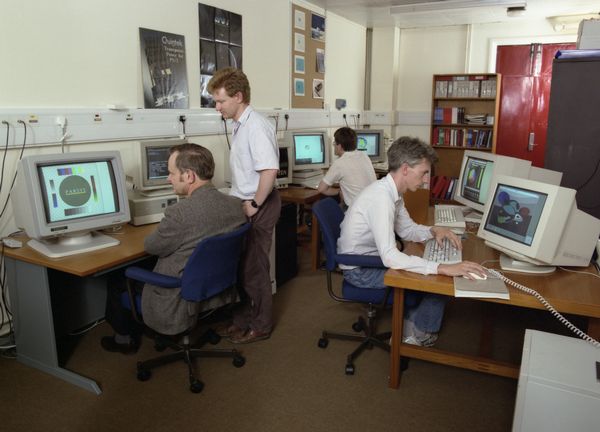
[587,317,600,340]
[389,287,405,388]
[5,258,102,395]
[311,213,320,271]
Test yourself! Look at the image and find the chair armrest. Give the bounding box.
[125,266,181,288]
[336,254,384,268]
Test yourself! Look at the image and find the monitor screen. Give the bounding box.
[138,139,184,193]
[483,183,547,247]
[146,146,170,181]
[460,156,495,206]
[355,129,385,162]
[293,133,325,166]
[38,160,119,224]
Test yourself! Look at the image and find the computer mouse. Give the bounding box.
[463,272,487,280]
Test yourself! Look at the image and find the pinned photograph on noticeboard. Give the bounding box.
[294,55,305,74]
[316,48,325,73]
[294,10,305,30]
[311,13,325,41]
[312,79,324,99]
[294,32,305,53]
[294,78,305,97]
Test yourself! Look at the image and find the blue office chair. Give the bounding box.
[312,198,392,375]
[122,223,251,393]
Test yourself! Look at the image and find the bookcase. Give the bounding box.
[429,73,501,204]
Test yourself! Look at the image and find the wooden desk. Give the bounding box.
[4,224,156,394]
[279,187,327,271]
[384,231,600,389]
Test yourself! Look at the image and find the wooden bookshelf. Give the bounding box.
[430,73,501,204]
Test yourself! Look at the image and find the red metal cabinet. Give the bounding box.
[495,43,575,167]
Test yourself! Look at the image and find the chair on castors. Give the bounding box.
[312,198,393,375]
[122,223,250,393]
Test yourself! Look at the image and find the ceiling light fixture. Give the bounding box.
[390,0,527,15]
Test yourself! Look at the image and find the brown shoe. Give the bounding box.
[214,322,246,337]
[228,329,271,344]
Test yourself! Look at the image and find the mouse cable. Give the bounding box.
[487,268,600,348]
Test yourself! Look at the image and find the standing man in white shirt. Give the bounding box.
[317,127,377,208]
[338,136,487,346]
[208,68,281,344]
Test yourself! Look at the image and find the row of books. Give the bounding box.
[430,175,458,200]
[432,127,493,148]
[433,106,465,124]
[434,76,497,98]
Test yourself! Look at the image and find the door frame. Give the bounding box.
[487,35,576,72]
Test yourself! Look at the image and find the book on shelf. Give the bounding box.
[453,274,509,300]
[434,75,497,99]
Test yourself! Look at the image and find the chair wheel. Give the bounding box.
[352,321,363,332]
[232,355,246,368]
[317,338,328,348]
[345,363,355,375]
[190,379,204,393]
[137,367,151,381]
[206,329,221,345]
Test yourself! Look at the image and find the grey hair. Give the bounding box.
[387,136,438,171]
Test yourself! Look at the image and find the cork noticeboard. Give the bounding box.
[291,4,325,109]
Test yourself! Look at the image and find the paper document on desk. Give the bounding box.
[453,275,509,300]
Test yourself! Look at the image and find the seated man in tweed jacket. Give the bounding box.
[101,143,246,354]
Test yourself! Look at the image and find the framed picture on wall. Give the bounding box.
[294,32,305,53]
[312,79,324,99]
[294,10,305,30]
[316,48,325,73]
[311,13,325,41]
[294,78,305,96]
[294,55,305,74]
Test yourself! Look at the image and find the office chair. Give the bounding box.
[312,198,393,375]
[122,223,250,393]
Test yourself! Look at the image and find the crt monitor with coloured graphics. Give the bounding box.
[11,151,131,258]
[476,175,600,274]
[454,150,531,219]
[355,129,385,163]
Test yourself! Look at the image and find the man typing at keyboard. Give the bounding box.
[338,136,487,346]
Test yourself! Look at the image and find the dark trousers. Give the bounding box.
[233,190,281,333]
[105,256,157,337]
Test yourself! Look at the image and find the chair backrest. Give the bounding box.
[180,223,251,302]
[312,198,345,271]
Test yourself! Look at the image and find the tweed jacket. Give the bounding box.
[141,183,246,335]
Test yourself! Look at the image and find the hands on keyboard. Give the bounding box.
[422,237,462,264]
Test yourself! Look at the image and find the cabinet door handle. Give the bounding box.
[528,132,536,151]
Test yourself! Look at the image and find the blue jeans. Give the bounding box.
[343,267,447,333]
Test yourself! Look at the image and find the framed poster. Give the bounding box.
[294,55,305,74]
[294,78,305,96]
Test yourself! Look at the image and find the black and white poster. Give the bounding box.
[140,28,189,109]
[199,3,243,108]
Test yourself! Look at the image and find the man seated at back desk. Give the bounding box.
[101,143,246,354]
[338,136,487,346]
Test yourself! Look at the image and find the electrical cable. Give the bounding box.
[0,121,9,194]
[487,268,600,348]
[221,117,231,150]
[0,120,27,220]
[343,114,348,127]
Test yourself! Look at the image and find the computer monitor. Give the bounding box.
[287,130,330,179]
[11,151,131,258]
[454,150,531,219]
[477,175,600,274]
[355,129,385,163]
[276,143,293,188]
[138,138,185,196]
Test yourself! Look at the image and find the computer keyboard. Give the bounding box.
[296,175,324,190]
[422,238,462,264]
[434,205,466,228]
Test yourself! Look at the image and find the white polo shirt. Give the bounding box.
[337,173,439,275]
[230,105,279,200]
[322,150,376,207]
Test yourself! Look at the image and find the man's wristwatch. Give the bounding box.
[250,199,262,210]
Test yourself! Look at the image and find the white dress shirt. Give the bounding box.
[322,150,376,207]
[230,105,279,200]
[337,173,439,275]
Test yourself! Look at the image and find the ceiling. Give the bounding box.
[306,0,600,28]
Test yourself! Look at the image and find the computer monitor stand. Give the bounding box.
[292,170,324,189]
[464,209,483,224]
[292,169,322,180]
[139,187,175,197]
[499,254,556,275]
